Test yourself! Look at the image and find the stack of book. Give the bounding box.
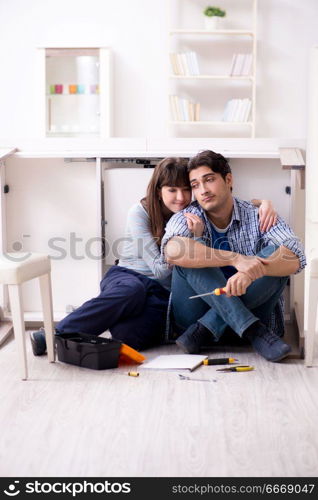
[169,52,200,76]
[222,98,251,122]
[169,95,201,121]
[229,53,253,76]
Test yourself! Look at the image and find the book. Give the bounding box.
[231,53,252,76]
[232,54,244,76]
[194,101,200,121]
[228,99,238,121]
[186,52,195,75]
[174,53,183,75]
[243,98,252,121]
[178,53,187,75]
[234,99,245,122]
[140,354,207,372]
[242,54,252,76]
[188,101,195,121]
[169,53,179,75]
[190,51,200,75]
[229,54,237,76]
[169,95,177,121]
[180,98,189,120]
[222,99,232,121]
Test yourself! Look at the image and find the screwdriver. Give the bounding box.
[203,357,238,365]
[189,287,226,299]
[216,365,254,373]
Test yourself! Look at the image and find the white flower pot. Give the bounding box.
[204,16,219,30]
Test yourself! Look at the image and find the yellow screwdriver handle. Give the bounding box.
[236,366,254,372]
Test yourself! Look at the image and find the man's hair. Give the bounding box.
[188,150,232,181]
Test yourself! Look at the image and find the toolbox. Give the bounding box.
[55,332,122,370]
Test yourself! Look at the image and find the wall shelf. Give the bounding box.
[169,121,253,126]
[169,75,254,81]
[169,29,254,37]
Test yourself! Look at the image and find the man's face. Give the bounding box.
[189,166,232,213]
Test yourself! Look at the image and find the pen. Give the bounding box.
[216,365,254,373]
[189,287,226,299]
[203,357,238,365]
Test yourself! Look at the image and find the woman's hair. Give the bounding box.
[142,157,189,245]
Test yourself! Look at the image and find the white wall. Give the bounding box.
[0,0,317,140]
[5,157,101,313]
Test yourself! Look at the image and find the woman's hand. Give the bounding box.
[184,213,205,237]
[258,200,277,232]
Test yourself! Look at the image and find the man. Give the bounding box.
[162,150,306,362]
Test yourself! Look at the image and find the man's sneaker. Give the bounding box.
[176,322,212,354]
[245,322,291,362]
[30,328,47,356]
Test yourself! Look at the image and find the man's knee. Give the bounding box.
[243,275,288,310]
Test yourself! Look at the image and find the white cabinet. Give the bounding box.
[168,0,257,138]
[37,47,112,139]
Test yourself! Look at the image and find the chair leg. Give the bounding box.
[39,272,55,363]
[305,276,318,367]
[8,284,28,380]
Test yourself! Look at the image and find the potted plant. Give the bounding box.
[203,6,226,30]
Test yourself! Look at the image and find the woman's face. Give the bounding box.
[160,185,191,213]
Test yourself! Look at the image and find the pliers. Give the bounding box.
[216,365,254,372]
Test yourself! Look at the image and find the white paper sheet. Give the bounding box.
[140,354,207,372]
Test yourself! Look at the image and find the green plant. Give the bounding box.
[203,6,226,17]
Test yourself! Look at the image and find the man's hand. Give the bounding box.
[224,272,252,297]
[232,254,268,280]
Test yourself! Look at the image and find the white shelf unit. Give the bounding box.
[170,121,253,126]
[37,47,113,140]
[168,0,257,137]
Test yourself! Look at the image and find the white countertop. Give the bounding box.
[1,138,305,159]
[0,148,18,160]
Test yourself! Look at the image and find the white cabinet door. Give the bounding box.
[5,157,100,315]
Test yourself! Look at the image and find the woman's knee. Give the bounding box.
[102,274,147,303]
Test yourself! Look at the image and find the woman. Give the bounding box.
[31,157,276,354]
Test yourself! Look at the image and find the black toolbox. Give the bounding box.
[55,332,122,370]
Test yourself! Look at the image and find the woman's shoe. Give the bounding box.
[30,328,47,356]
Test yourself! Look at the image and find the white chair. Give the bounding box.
[305,257,318,366]
[0,253,55,380]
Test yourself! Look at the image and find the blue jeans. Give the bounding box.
[172,245,288,341]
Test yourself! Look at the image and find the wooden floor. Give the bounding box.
[1,328,318,478]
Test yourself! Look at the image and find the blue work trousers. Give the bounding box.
[56,266,170,350]
[172,245,288,341]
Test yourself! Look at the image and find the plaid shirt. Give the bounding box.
[161,197,306,338]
